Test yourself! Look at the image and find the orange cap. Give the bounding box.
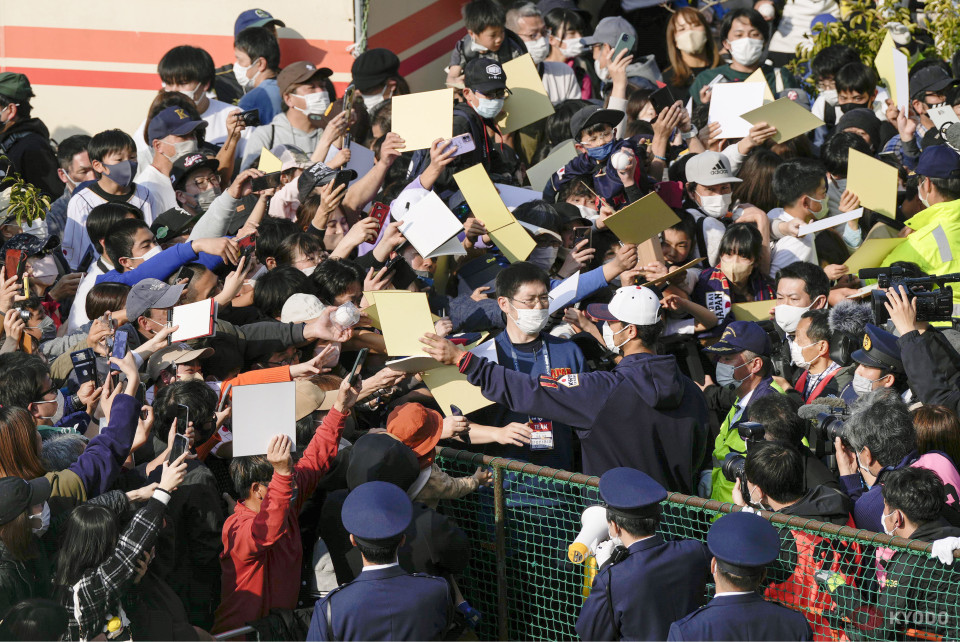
[386,403,443,459]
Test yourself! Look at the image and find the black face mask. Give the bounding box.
[839,101,869,114]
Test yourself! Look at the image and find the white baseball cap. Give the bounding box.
[281,293,327,324]
[684,151,742,187]
[586,286,661,325]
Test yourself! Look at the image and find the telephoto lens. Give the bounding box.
[721,452,746,483]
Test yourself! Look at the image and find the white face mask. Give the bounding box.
[30,255,60,286]
[919,177,932,209]
[698,192,732,218]
[525,36,550,64]
[603,322,632,352]
[294,91,331,118]
[789,338,817,369]
[774,300,816,333]
[820,88,838,106]
[594,59,611,84]
[36,389,65,425]
[300,264,317,276]
[475,96,505,120]
[469,38,490,54]
[676,30,708,55]
[852,373,880,396]
[234,62,259,91]
[509,302,550,336]
[576,204,599,220]
[168,83,204,105]
[30,502,51,537]
[528,245,559,270]
[560,38,584,59]
[728,37,765,67]
[194,187,220,214]
[360,88,388,112]
[881,509,897,536]
[161,138,198,163]
[807,195,828,219]
[138,244,163,262]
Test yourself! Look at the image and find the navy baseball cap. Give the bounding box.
[703,321,772,357]
[599,467,667,517]
[342,480,413,541]
[234,8,285,37]
[708,512,781,572]
[2,233,59,257]
[916,144,960,180]
[147,106,206,144]
[851,323,904,372]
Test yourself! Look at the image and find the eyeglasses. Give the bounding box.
[33,387,57,404]
[511,295,550,308]
[192,174,221,190]
[479,88,512,100]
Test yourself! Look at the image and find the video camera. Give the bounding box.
[859,266,960,325]
[720,422,765,485]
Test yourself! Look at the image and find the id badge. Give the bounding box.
[529,418,554,451]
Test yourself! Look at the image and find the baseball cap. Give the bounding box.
[147,106,206,144]
[0,72,34,103]
[386,402,444,465]
[909,66,957,100]
[281,293,327,323]
[170,153,220,191]
[684,151,742,187]
[702,321,772,356]
[554,202,590,226]
[580,16,636,48]
[569,105,623,141]
[234,8,285,37]
[351,48,401,93]
[270,144,311,172]
[277,61,333,95]
[297,163,356,202]
[126,278,185,320]
[151,207,198,242]
[464,58,507,95]
[916,144,960,180]
[146,342,213,383]
[0,476,51,527]
[586,286,661,326]
[2,233,59,257]
[295,379,336,421]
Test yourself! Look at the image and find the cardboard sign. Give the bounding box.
[496,54,556,133]
[391,88,454,150]
[846,148,898,219]
[740,97,825,144]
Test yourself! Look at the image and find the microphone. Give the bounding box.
[857,267,888,281]
[828,299,874,336]
[942,122,960,154]
[797,396,848,420]
[568,505,609,563]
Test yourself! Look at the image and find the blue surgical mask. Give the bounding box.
[586,140,616,161]
[475,96,504,120]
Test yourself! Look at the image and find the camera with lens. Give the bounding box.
[860,266,960,325]
[15,307,30,323]
[815,408,850,448]
[238,109,260,127]
[721,422,765,485]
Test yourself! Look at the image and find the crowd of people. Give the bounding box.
[1,0,960,640]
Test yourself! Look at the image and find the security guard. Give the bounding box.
[576,468,712,641]
[667,512,813,641]
[420,285,710,495]
[840,323,910,404]
[307,481,452,641]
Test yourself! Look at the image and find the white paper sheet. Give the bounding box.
[708,83,765,139]
[170,299,217,342]
[396,190,464,258]
[929,105,960,130]
[495,183,541,211]
[548,272,580,314]
[892,47,910,111]
[232,381,296,456]
[469,339,499,363]
[324,141,377,179]
[797,209,863,237]
[385,355,444,373]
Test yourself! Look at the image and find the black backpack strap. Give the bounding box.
[326,598,335,641]
[696,214,709,264]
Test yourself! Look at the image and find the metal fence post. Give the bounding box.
[493,463,509,640]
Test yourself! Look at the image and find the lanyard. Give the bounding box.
[500,334,552,377]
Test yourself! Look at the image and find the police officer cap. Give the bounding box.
[703,321,772,357]
[342,480,413,541]
[599,467,667,517]
[351,48,401,93]
[708,512,780,571]
[916,144,960,180]
[851,323,903,373]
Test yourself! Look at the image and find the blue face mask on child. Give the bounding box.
[586,140,616,161]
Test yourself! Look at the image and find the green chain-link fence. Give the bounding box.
[436,447,960,641]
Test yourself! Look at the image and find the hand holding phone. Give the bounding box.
[573,226,592,248]
[250,171,282,192]
[169,404,190,462]
[347,348,369,387]
[71,349,98,385]
[110,330,128,370]
[611,32,636,64]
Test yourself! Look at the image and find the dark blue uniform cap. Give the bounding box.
[147,106,206,144]
[703,321,772,357]
[342,481,413,541]
[234,8,285,37]
[599,467,667,517]
[708,512,781,570]
[851,323,903,372]
[916,145,960,180]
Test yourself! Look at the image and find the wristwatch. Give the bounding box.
[681,124,699,141]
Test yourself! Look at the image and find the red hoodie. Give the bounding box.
[212,406,346,633]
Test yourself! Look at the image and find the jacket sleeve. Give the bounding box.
[294,408,347,511]
[237,321,307,360]
[460,352,617,428]
[96,242,199,285]
[548,266,608,306]
[899,330,960,414]
[188,193,242,240]
[68,394,139,497]
[229,365,292,387]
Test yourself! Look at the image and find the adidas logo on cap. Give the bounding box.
[709,161,728,176]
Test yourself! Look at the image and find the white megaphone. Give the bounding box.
[568,505,609,564]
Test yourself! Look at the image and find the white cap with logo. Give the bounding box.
[684,151,742,187]
[586,286,661,325]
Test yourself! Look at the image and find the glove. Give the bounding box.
[594,539,616,568]
[931,536,960,564]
